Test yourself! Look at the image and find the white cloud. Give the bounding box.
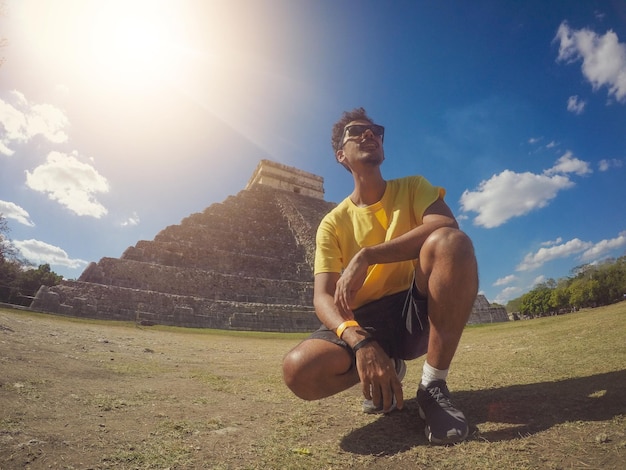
[544,151,592,176]
[541,237,563,247]
[460,170,573,228]
[517,231,626,271]
[121,212,140,227]
[567,95,586,114]
[555,22,626,103]
[494,286,522,305]
[25,151,109,218]
[0,91,69,156]
[517,238,593,271]
[493,274,517,286]
[460,152,591,228]
[0,200,35,227]
[13,239,88,270]
[579,231,626,262]
[28,103,69,143]
[533,275,546,285]
[598,158,623,171]
[529,138,558,151]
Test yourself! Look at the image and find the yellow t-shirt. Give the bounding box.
[314,175,445,309]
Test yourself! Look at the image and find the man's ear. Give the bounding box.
[335,149,345,164]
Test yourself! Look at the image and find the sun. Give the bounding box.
[107,15,164,75]
[84,1,188,89]
[18,0,190,90]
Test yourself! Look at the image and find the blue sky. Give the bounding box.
[1,0,625,305]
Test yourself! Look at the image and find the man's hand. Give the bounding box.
[334,249,369,314]
[354,341,404,413]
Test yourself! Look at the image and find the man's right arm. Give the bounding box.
[313,272,404,412]
[314,273,356,333]
[314,271,376,348]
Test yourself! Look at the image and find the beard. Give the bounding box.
[360,149,384,167]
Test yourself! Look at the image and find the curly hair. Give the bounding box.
[330,107,375,152]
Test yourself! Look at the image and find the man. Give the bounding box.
[282,107,478,445]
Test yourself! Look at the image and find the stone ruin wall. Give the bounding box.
[34,280,317,332]
[467,295,509,324]
[31,160,509,332]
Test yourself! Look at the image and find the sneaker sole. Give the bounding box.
[418,405,469,445]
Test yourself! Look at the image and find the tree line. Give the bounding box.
[506,256,626,317]
[0,215,63,306]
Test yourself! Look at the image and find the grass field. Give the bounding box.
[1,302,625,469]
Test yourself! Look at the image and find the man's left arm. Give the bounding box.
[334,199,458,312]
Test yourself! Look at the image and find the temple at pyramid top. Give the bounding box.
[245,159,325,199]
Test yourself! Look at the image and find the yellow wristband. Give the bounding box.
[335,320,360,339]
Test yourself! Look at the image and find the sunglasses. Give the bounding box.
[339,124,385,149]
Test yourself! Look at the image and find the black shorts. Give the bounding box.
[308,286,429,360]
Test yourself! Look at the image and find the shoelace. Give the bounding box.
[426,385,452,406]
[424,383,467,422]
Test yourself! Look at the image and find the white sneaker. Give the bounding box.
[362,358,407,414]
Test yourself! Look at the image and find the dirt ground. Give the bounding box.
[1,308,310,469]
[1,306,625,469]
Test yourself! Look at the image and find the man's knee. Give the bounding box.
[282,345,324,400]
[282,348,305,393]
[422,227,476,262]
[416,228,478,294]
[283,340,355,401]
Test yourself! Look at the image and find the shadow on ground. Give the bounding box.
[340,369,626,455]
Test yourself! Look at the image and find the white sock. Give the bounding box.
[421,361,448,387]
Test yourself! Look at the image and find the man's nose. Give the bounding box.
[362,128,375,139]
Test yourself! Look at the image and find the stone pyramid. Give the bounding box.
[31,160,334,331]
[31,160,508,330]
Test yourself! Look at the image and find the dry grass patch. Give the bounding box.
[1,304,624,469]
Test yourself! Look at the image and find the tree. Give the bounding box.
[567,279,585,309]
[1,214,22,302]
[0,258,21,304]
[522,282,553,316]
[0,214,19,262]
[602,258,626,304]
[549,284,569,313]
[509,255,626,317]
[0,215,63,305]
[546,277,571,313]
[13,264,63,306]
[506,297,522,314]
